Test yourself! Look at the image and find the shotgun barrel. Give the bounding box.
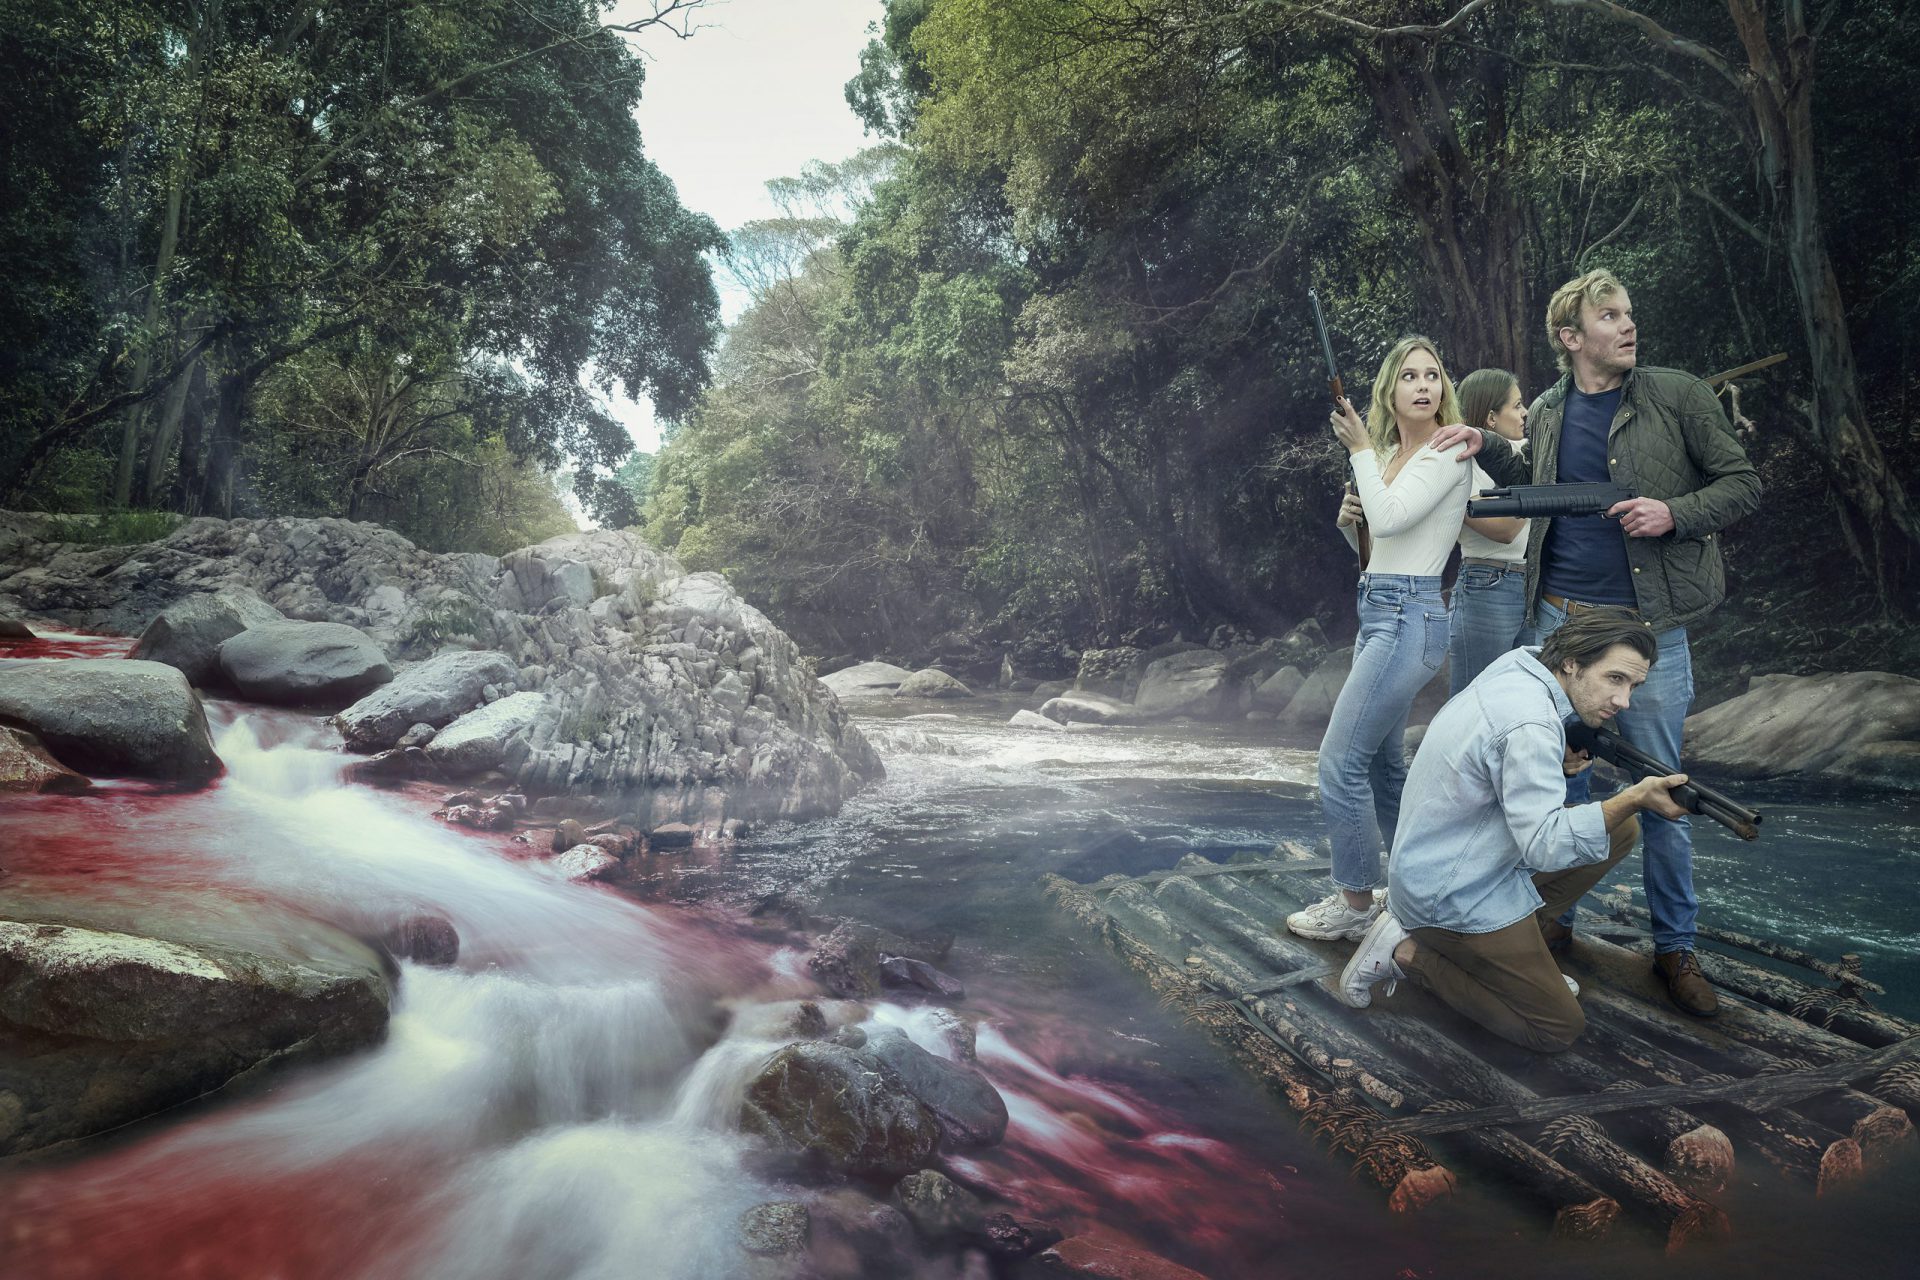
[1565,721,1763,840]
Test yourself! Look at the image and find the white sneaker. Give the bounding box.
[1286,891,1380,942]
[1340,911,1409,1008]
[1563,973,1580,998]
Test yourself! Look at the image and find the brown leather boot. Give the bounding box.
[1538,917,1574,957]
[1655,950,1719,1017]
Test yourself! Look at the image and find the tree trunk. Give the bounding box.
[201,365,248,518]
[170,357,210,514]
[1725,0,1920,602]
[1353,38,1534,388]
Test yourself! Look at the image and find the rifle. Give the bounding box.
[1309,289,1369,570]
[1565,721,1763,841]
[1468,482,1636,519]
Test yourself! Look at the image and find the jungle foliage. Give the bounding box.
[647,0,1918,666]
[0,0,719,552]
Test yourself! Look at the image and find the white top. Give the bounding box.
[1457,461,1530,563]
[1337,439,1473,577]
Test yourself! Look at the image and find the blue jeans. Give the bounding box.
[1534,598,1697,953]
[1320,575,1449,891]
[1448,563,1532,696]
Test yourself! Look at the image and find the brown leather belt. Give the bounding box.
[1541,591,1640,618]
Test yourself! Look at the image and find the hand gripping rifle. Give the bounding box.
[1309,289,1368,571]
[1564,721,1764,840]
[1467,482,1636,519]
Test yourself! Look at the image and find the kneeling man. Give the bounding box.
[1339,607,1690,1052]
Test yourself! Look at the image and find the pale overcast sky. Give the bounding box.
[606,0,882,450]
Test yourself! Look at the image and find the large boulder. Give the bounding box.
[740,1041,941,1178]
[0,726,89,793]
[218,620,392,708]
[0,658,220,782]
[1250,665,1306,714]
[894,669,972,699]
[1685,671,1920,788]
[425,691,546,775]
[821,661,915,698]
[1273,646,1353,736]
[334,649,518,751]
[1132,650,1234,719]
[127,588,284,686]
[862,1026,1008,1149]
[0,518,884,827]
[1073,647,1143,701]
[0,910,390,1156]
[1038,691,1144,726]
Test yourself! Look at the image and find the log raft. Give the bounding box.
[1046,843,1920,1248]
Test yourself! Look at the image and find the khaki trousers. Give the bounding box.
[1402,816,1639,1053]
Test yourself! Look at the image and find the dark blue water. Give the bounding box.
[658,693,1920,1277]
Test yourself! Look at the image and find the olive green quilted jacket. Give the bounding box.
[1475,366,1762,632]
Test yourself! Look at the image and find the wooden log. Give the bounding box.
[1146,871,1715,1249]
[1570,1000,1838,1191]
[1585,903,1884,993]
[1185,862,1737,1195]
[1041,874,1458,1215]
[1568,933,1920,1149]
[1087,875,1623,1238]
[1587,914,1916,1048]
[1352,1002,1731,1252]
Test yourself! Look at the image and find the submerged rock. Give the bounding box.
[894,668,972,699]
[0,658,220,782]
[740,1041,941,1178]
[821,661,914,698]
[738,1201,811,1257]
[890,1168,985,1241]
[0,726,89,794]
[218,620,392,708]
[379,914,460,966]
[0,912,389,1157]
[1039,691,1143,726]
[553,844,623,883]
[1030,1230,1210,1279]
[808,922,955,999]
[1007,709,1065,732]
[878,955,966,1001]
[334,649,517,751]
[128,588,284,686]
[862,1026,1007,1149]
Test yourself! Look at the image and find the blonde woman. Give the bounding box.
[1288,337,1473,942]
[1448,368,1532,695]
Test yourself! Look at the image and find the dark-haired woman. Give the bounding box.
[1447,369,1532,695]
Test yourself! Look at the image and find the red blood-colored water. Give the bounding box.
[0,682,1325,1280]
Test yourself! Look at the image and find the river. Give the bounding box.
[2,646,1916,1279]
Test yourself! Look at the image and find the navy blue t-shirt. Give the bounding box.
[1540,384,1637,606]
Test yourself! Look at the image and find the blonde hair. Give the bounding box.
[1365,336,1462,455]
[1547,269,1625,373]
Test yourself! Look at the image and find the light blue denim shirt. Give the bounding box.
[1388,646,1611,934]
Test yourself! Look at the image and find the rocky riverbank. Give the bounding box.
[0,512,882,827]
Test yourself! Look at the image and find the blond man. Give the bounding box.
[1433,270,1760,1017]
